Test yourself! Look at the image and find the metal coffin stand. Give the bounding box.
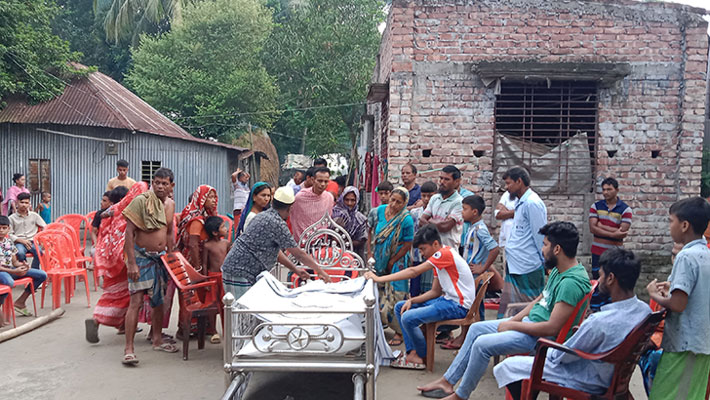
[222,213,377,400]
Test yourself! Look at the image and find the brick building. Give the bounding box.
[362,0,709,283]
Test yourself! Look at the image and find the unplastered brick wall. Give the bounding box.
[369,0,709,261]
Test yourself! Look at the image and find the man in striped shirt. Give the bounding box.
[589,177,632,310]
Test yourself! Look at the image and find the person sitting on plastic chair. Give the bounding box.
[494,248,651,399]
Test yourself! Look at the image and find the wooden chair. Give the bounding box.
[34,230,91,310]
[161,252,220,360]
[519,310,666,400]
[424,271,494,372]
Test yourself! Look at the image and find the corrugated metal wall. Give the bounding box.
[1,123,239,219]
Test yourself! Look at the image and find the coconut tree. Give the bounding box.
[97,0,185,44]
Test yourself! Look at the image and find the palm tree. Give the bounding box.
[96,0,185,44]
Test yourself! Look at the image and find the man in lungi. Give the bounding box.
[121,167,177,365]
[497,167,548,318]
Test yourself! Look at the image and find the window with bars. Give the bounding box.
[494,80,598,194]
[141,161,162,183]
[28,159,51,194]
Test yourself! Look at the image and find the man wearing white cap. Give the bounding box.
[221,186,332,299]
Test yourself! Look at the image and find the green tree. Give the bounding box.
[100,0,183,44]
[125,0,279,142]
[53,0,132,81]
[264,0,384,157]
[0,0,83,103]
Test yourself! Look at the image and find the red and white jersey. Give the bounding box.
[428,246,475,309]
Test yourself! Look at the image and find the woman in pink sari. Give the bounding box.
[2,174,30,215]
[84,182,148,343]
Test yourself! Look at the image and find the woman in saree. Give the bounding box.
[234,182,272,239]
[2,173,30,215]
[371,186,414,346]
[331,186,368,257]
[177,185,219,271]
[85,182,148,343]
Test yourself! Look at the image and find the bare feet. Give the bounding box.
[416,377,455,394]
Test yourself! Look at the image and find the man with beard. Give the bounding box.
[416,221,590,400]
[419,165,464,250]
[494,248,650,399]
[499,167,548,318]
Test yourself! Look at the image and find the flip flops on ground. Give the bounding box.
[122,353,139,365]
[85,318,99,343]
[390,355,425,370]
[210,334,221,344]
[14,305,32,317]
[420,388,453,399]
[440,340,461,350]
[387,337,403,346]
[153,343,179,353]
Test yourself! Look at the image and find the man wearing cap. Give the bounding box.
[221,186,332,300]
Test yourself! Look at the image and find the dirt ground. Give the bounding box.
[0,285,647,400]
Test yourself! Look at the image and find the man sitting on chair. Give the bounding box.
[365,224,476,370]
[494,248,651,399]
[416,221,590,399]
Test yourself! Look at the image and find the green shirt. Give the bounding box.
[528,263,591,335]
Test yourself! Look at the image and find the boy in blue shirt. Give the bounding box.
[647,197,710,399]
[443,195,501,349]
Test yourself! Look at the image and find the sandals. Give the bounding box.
[440,340,461,350]
[390,355,425,370]
[14,305,32,317]
[153,342,179,353]
[122,353,139,365]
[210,334,221,344]
[147,333,175,344]
[420,388,453,398]
[435,332,453,344]
[388,336,403,346]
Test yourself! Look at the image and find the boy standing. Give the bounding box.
[35,192,52,224]
[202,216,230,275]
[0,215,47,321]
[410,181,438,296]
[365,224,476,370]
[106,159,136,191]
[367,181,393,259]
[121,168,177,365]
[647,197,710,399]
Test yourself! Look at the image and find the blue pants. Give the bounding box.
[443,318,540,399]
[0,269,47,304]
[15,243,40,270]
[394,297,468,358]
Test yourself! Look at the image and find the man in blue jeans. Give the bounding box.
[416,221,591,399]
[0,215,46,320]
[365,224,476,370]
[9,193,46,270]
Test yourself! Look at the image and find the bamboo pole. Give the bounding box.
[0,308,65,343]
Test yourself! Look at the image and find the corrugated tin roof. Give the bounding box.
[0,64,246,152]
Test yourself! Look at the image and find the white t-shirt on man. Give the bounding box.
[427,246,476,309]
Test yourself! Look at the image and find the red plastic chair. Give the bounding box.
[11,277,38,317]
[218,215,233,242]
[0,285,16,328]
[45,223,97,291]
[519,310,666,400]
[85,211,96,224]
[56,214,90,254]
[33,230,91,310]
[161,252,220,360]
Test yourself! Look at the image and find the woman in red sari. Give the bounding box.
[177,185,218,270]
[85,182,148,343]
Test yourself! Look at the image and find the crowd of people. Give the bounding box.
[1,155,708,399]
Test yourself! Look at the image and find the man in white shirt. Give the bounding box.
[495,190,516,271]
